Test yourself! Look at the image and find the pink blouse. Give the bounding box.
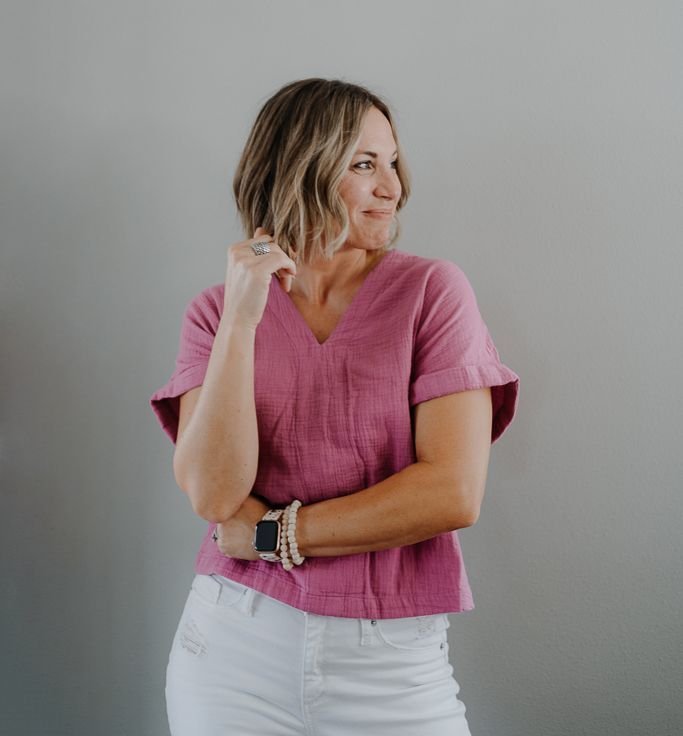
[150,248,520,618]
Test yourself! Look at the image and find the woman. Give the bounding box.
[150,77,520,736]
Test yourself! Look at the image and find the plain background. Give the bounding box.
[2,2,681,735]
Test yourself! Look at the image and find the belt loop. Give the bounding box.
[360,618,377,646]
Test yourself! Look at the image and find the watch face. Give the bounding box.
[254,520,279,552]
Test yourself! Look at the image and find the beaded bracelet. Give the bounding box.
[278,500,306,571]
[286,500,305,566]
[279,507,292,570]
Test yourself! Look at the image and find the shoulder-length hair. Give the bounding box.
[232,77,411,264]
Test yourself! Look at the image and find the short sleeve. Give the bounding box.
[409,260,520,444]
[149,287,221,445]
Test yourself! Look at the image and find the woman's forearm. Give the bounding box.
[173,318,259,522]
[295,462,476,557]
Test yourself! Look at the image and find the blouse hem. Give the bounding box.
[194,553,475,618]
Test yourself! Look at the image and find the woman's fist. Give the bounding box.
[221,227,297,329]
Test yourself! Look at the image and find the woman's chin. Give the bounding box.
[359,227,392,246]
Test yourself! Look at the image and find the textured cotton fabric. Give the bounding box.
[150,248,520,618]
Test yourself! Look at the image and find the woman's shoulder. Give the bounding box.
[184,282,225,316]
[389,248,469,288]
[174,283,226,337]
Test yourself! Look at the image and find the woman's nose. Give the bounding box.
[374,169,401,200]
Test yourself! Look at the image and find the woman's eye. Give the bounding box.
[354,160,399,171]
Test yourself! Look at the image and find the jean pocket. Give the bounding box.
[189,574,247,608]
[374,613,450,651]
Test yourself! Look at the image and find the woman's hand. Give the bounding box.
[222,227,298,330]
[214,494,274,561]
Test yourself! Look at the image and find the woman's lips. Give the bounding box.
[363,211,393,219]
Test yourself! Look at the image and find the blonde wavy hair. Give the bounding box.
[232,77,411,264]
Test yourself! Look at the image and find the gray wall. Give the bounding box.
[2,2,681,735]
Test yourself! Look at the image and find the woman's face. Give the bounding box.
[338,106,402,251]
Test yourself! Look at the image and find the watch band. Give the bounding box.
[255,508,284,562]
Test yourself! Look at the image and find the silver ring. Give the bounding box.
[251,241,271,256]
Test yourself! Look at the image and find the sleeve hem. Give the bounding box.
[149,364,208,444]
[409,363,520,444]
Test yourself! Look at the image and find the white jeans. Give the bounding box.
[165,573,472,736]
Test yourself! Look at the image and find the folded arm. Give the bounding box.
[296,388,493,557]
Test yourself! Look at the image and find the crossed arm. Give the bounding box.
[220,387,493,559]
[295,387,492,556]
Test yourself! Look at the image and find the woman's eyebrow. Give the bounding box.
[355,149,399,157]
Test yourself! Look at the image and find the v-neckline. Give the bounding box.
[271,248,398,348]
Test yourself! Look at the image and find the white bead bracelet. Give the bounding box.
[285,500,306,566]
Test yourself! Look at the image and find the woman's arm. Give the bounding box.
[296,388,492,557]
[213,463,469,562]
[173,318,260,522]
[294,461,473,557]
[214,388,492,560]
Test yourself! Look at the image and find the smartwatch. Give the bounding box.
[253,508,284,562]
